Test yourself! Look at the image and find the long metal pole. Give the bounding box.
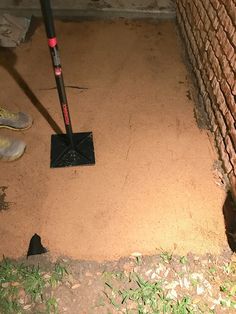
[40,0,74,147]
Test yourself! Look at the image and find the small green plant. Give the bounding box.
[208,266,216,275]
[103,282,120,309]
[23,265,45,302]
[103,272,196,313]
[179,256,188,265]
[135,255,142,266]
[46,297,58,313]
[160,251,172,263]
[222,262,236,275]
[50,263,68,288]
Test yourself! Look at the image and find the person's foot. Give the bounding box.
[0,107,33,130]
[0,136,26,161]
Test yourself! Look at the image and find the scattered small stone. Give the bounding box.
[19,298,25,305]
[166,289,178,300]
[192,296,201,304]
[71,283,81,289]
[131,252,142,257]
[18,288,26,299]
[1,282,9,287]
[133,266,139,272]
[123,262,134,273]
[183,277,190,289]
[43,273,51,279]
[231,253,236,262]
[165,281,179,290]
[151,272,157,280]
[164,269,169,277]
[23,304,31,310]
[196,285,204,295]
[191,273,203,280]
[145,269,152,276]
[155,263,166,274]
[11,281,20,286]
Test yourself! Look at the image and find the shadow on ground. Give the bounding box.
[0,47,62,134]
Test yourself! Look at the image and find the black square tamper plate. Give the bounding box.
[50,132,95,168]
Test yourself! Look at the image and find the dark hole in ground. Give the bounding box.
[222,191,236,252]
[27,234,47,257]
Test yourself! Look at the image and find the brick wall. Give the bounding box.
[176,0,236,196]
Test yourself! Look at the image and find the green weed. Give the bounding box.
[0,258,67,314]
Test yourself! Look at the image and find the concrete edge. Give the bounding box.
[0,8,176,19]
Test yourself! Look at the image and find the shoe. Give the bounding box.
[0,107,33,130]
[0,136,26,161]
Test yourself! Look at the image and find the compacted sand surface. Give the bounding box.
[0,20,226,260]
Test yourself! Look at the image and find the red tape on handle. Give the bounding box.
[48,37,57,47]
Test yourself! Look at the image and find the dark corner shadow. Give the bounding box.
[222,191,236,252]
[25,16,42,43]
[0,47,62,134]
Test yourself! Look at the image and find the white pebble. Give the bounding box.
[196,285,204,295]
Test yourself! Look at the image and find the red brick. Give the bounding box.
[222,14,235,38]
[207,66,215,81]
[230,54,236,72]
[231,32,236,48]
[220,146,233,174]
[219,29,228,48]
[232,81,236,95]
[208,3,216,21]
[223,39,235,61]
[212,57,222,79]
[216,109,227,136]
[205,99,218,131]
[226,94,236,120]
[204,40,210,51]
[215,128,224,147]
[225,111,235,132]
[218,4,227,22]
[220,79,232,99]
[230,128,236,149]
[216,89,228,114]
[210,0,220,10]
[212,17,220,30]
[219,55,229,75]
[224,2,236,26]
[211,77,219,96]
[213,42,223,58]
[225,135,236,172]
[226,72,235,91]
[216,25,225,43]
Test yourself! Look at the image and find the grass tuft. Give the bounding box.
[0,258,67,313]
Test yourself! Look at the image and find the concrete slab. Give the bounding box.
[0,20,226,261]
[0,0,175,18]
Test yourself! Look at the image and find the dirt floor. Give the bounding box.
[0,19,228,261]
